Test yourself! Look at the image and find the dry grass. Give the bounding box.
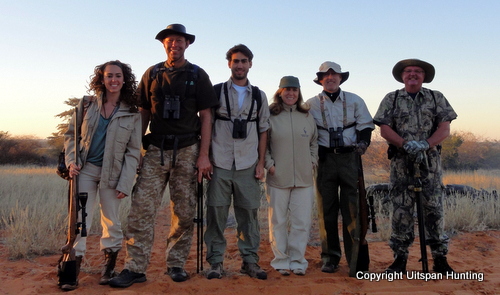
[443,169,500,190]
[0,165,67,258]
[0,165,499,259]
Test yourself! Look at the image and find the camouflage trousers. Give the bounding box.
[389,150,449,258]
[124,143,198,273]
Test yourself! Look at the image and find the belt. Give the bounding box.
[156,133,197,167]
[324,146,356,154]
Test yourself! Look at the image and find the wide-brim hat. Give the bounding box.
[392,59,435,83]
[313,61,349,85]
[279,76,300,88]
[155,24,195,44]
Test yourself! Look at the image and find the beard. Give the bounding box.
[231,69,248,81]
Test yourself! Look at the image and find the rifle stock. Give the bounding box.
[61,106,80,256]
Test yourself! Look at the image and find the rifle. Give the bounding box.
[349,154,370,276]
[410,156,429,273]
[368,185,378,233]
[193,180,204,273]
[58,106,89,290]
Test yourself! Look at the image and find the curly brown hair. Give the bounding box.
[269,87,310,116]
[88,60,139,112]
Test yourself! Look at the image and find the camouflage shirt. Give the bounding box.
[373,87,457,141]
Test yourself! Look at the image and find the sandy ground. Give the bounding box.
[1,205,499,295]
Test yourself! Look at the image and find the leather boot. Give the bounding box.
[60,255,82,291]
[433,255,454,274]
[99,250,119,285]
[385,255,407,273]
[76,255,82,278]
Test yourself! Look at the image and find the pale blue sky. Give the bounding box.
[1,0,499,139]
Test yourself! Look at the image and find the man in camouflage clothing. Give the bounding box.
[373,59,457,274]
[109,24,219,288]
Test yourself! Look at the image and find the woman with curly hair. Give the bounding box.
[62,60,141,290]
[265,76,318,276]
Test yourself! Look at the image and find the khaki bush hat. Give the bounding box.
[155,24,195,44]
[392,59,435,83]
[314,61,349,85]
[279,76,300,88]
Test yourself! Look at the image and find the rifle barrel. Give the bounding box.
[413,162,429,273]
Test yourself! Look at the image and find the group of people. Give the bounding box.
[61,23,457,290]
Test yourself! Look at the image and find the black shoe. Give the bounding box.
[241,262,267,280]
[385,256,407,273]
[206,262,223,280]
[433,256,454,274]
[168,267,189,282]
[108,269,146,288]
[321,262,339,273]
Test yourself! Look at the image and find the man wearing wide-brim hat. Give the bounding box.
[306,61,374,275]
[109,24,219,288]
[373,59,458,274]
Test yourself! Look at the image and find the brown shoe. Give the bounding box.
[206,262,223,280]
[321,262,339,273]
[241,262,267,280]
[99,250,119,285]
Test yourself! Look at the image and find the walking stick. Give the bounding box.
[194,180,204,273]
[410,157,429,273]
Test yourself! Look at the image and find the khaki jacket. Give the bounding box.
[265,104,318,188]
[64,95,141,195]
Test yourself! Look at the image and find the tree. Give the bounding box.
[47,97,80,152]
[0,132,46,165]
[441,131,500,170]
[441,132,463,170]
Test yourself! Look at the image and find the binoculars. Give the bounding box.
[329,127,344,148]
[232,119,248,139]
[163,95,181,119]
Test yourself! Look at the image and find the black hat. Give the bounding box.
[155,24,195,44]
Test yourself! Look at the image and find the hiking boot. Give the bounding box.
[321,262,339,273]
[108,269,146,288]
[433,256,454,274]
[206,262,223,280]
[385,255,407,273]
[59,256,82,291]
[277,269,290,276]
[241,262,267,280]
[99,249,119,285]
[168,267,189,282]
